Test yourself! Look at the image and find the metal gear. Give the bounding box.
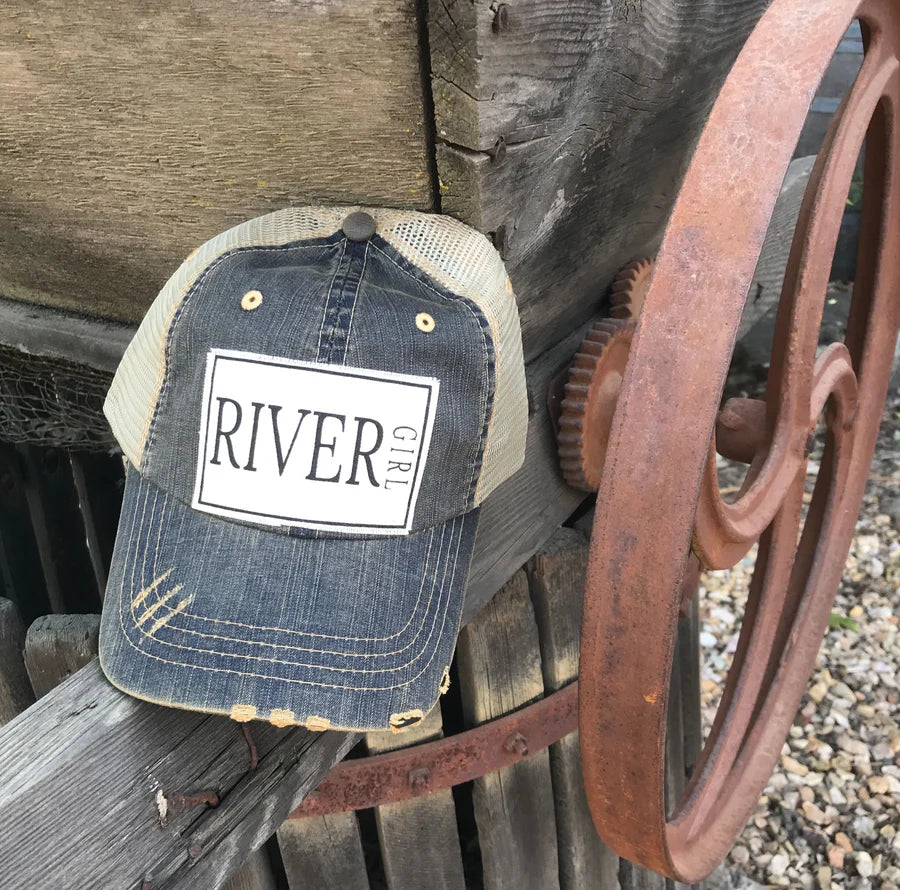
[556,319,636,492]
[609,257,654,320]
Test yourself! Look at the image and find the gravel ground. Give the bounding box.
[700,392,900,890]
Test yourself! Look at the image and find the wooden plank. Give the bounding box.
[739,156,816,341]
[0,660,358,890]
[429,0,770,361]
[0,0,433,323]
[23,613,101,699]
[0,598,34,725]
[0,445,52,624]
[69,452,126,598]
[619,861,668,890]
[456,570,561,890]
[367,705,466,890]
[528,528,620,890]
[222,849,278,890]
[679,594,703,778]
[20,610,271,890]
[463,321,588,622]
[278,812,369,890]
[15,445,102,613]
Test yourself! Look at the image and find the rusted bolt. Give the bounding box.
[503,731,529,757]
[408,767,430,792]
[488,136,507,165]
[492,4,511,33]
[166,790,220,812]
[188,843,204,861]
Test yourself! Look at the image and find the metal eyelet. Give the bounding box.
[241,290,263,311]
[416,312,435,333]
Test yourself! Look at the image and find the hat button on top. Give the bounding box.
[342,211,376,242]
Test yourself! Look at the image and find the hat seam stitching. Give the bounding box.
[114,483,467,689]
[366,239,492,506]
[140,487,454,653]
[136,478,457,664]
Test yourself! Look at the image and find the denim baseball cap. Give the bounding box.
[98,207,527,732]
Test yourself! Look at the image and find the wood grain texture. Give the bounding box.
[277,812,369,890]
[456,570,561,890]
[367,706,466,890]
[23,613,100,698]
[20,611,274,890]
[430,0,771,361]
[0,660,357,890]
[0,598,35,725]
[222,849,278,890]
[528,528,621,890]
[740,156,816,340]
[0,0,432,323]
[463,321,589,622]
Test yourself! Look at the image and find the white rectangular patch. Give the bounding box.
[192,349,439,534]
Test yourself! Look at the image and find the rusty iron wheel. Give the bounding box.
[579,0,900,882]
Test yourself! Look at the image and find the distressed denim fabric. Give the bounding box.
[99,217,509,732]
[142,234,493,533]
[100,465,478,731]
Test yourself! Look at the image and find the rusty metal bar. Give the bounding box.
[290,681,578,817]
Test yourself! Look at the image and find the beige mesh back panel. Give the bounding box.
[105,207,527,504]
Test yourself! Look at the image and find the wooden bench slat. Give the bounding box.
[368,706,467,890]
[0,661,357,890]
[457,570,561,890]
[529,529,620,890]
[278,812,370,890]
[0,599,34,725]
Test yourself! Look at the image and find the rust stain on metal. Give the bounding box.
[290,682,577,817]
[576,0,900,882]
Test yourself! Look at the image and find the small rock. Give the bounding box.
[817,865,832,890]
[810,682,829,703]
[834,832,854,852]
[867,775,890,794]
[838,735,869,758]
[783,754,810,776]
[731,844,750,865]
[856,851,874,878]
[802,801,828,825]
[828,845,845,869]
[832,681,856,701]
[700,631,717,648]
[769,853,790,877]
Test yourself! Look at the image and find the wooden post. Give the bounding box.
[529,529,620,890]
[457,571,561,890]
[0,598,34,725]
[367,707,467,890]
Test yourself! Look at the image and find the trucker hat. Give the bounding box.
[98,206,527,732]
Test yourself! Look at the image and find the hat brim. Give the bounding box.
[99,466,477,732]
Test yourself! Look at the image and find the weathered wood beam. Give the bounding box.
[0,660,358,890]
[429,0,771,361]
[0,0,434,323]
